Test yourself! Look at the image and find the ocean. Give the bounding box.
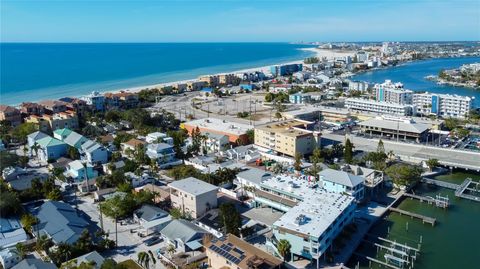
[352,56,480,107]
[0,43,315,105]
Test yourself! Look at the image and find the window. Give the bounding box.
[303,246,310,254]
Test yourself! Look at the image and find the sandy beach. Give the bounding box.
[106,48,355,96]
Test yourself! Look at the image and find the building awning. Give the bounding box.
[185,240,203,250]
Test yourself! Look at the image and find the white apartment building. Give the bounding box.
[168,177,218,219]
[413,93,473,119]
[374,80,413,105]
[345,98,413,116]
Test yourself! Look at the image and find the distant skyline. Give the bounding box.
[1,0,479,42]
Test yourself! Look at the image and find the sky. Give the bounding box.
[1,0,479,42]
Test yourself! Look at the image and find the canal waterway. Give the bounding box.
[348,171,480,269]
[352,56,480,107]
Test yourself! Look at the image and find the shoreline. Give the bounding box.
[3,47,325,106]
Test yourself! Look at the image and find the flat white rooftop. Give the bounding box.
[260,174,321,201]
[183,118,253,136]
[274,191,354,238]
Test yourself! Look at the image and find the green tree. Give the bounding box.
[385,163,422,187]
[246,129,255,144]
[0,191,22,217]
[15,243,27,259]
[20,213,38,232]
[377,139,385,154]
[277,239,291,261]
[47,188,63,201]
[0,151,20,171]
[426,158,440,172]
[344,139,354,164]
[293,152,303,171]
[219,203,241,236]
[309,147,323,177]
[68,146,80,160]
[444,117,460,131]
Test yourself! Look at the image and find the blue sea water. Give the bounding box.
[0,43,315,105]
[352,56,480,107]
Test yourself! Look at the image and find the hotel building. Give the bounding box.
[254,119,321,157]
[412,93,472,119]
[374,80,413,105]
[345,98,413,116]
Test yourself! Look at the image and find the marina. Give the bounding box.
[347,171,480,269]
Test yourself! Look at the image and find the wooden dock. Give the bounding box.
[421,177,459,190]
[389,207,436,226]
[403,193,449,208]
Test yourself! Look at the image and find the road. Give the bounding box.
[322,132,480,171]
[75,196,168,267]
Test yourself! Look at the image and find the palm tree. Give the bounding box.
[31,142,40,164]
[148,250,157,269]
[277,239,291,262]
[166,244,176,258]
[137,251,151,269]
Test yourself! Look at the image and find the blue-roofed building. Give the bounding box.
[319,168,365,202]
[31,201,91,245]
[65,160,98,182]
[0,217,28,248]
[146,143,182,168]
[27,131,49,148]
[11,258,57,269]
[36,136,68,161]
[62,131,88,149]
[160,219,207,253]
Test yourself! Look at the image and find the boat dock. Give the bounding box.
[403,193,449,208]
[422,177,480,203]
[388,207,436,226]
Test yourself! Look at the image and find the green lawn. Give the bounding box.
[118,260,142,269]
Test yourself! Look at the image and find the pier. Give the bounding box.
[388,207,436,226]
[403,193,449,208]
[422,177,480,203]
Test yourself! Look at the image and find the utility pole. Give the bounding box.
[249,96,252,125]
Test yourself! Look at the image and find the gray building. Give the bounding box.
[169,177,218,219]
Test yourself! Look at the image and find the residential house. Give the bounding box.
[146,132,168,143]
[0,105,22,126]
[0,217,28,248]
[206,234,283,269]
[236,167,272,191]
[102,160,125,175]
[65,160,98,182]
[124,172,154,187]
[222,145,260,163]
[319,168,365,202]
[0,248,22,269]
[80,140,108,165]
[134,184,171,204]
[25,111,79,133]
[82,91,105,111]
[61,251,105,269]
[202,133,229,154]
[11,259,57,269]
[31,201,92,245]
[121,138,146,154]
[169,177,218,219]
[36,136,68,161]
[20,102,45,116]
[133,205,171,235]
[27,131,49,148]
[160,219,207,253]
[38,100,67,114]
[59,97,88,116]
[146,143,181,168]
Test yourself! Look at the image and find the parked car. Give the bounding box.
[144,236,163,246]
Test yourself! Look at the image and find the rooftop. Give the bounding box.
[359,116,431,133]
[260,174,320,201]
[207,234,283,269]
[168,177,218,196]
[319,168,364,187]
[255,119,315,137]
[12,258,57,269]
[36,136,66,148]
[183,118,253,136]
[274,192,354,238]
